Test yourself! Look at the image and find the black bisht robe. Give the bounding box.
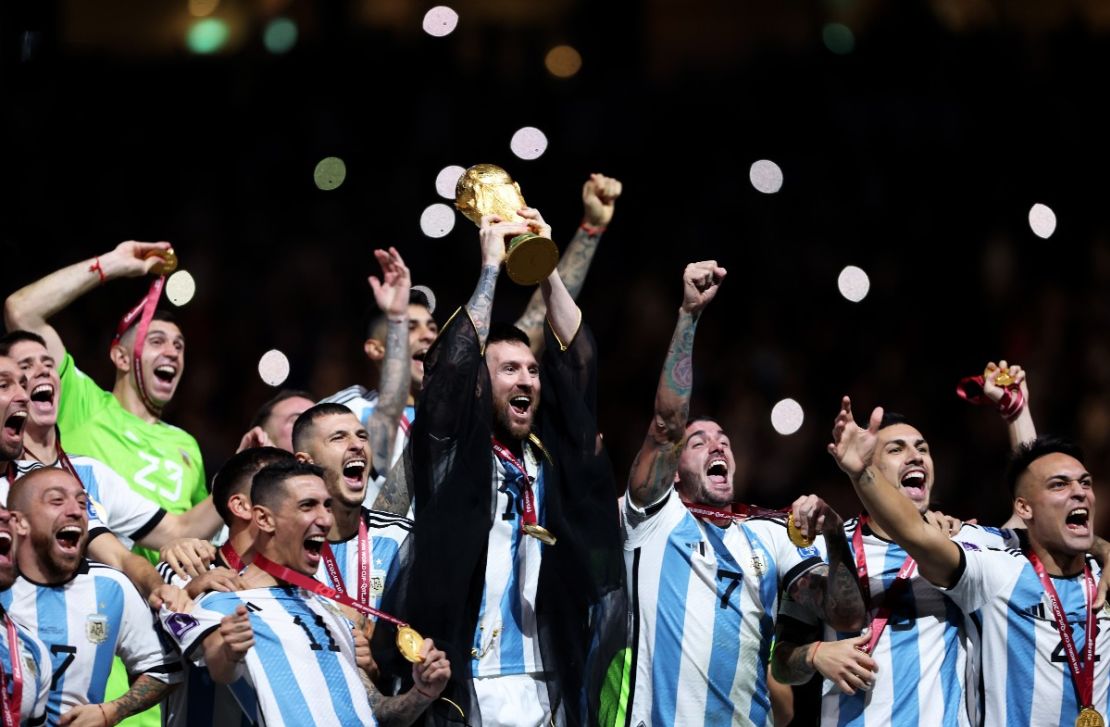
[374,308,626,726]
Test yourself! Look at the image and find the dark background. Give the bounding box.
[4,1,1110,721]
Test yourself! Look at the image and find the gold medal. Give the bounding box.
[787,513,813,548]
[990,366,1014,387]
[1077,707,1105,727]
[396,625,425,664]
[522,523,557,546]
[146,248,178,276]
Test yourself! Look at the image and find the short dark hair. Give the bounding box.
[250,460,325,512]
[686,414,718,428]
[1005,435,1086,496]
[248,389,316,431]
[486,322,531,350]
[212,447,295,524]
[291,403,358,453]
[0,330,48,357]
[878,411,911,430]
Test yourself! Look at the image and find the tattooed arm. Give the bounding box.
[783,497,866,632]
[75,675,173,725]
[467,215,529,348]
[628,261,727,509]
[515,174,622,350]
[361,638,451,726]
[367,247,413,470]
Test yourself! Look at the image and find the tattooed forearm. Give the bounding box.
[558,226,602,299]
[771,639,817,685]
[371,455,413,516]
[369,317,411,468]
[823,529,867,632]
[367,677,433,727]
[656,311,698,430]
[110,674,172,721]
[466,263,500,348]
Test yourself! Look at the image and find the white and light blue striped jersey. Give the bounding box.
[0,608,52,726]
[809,519,1015,727]
[622,490,824,727]
[312,507,413,614]
[6,457,164,550]
[319,386,414,505]
[945,543,1110,726]
[472,442,547,678]
[0,561,180,724]
[161,586,377,727]
[155,553,253,727]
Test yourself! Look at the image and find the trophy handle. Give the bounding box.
[505,234,559,286]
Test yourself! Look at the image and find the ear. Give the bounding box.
[227,493,252,521]
[253,504,276,535]
[108,344,131,374]
[1013,496,1033,523]
[364,338,385,363]
[12,512,29,537]
[294,451,313,464]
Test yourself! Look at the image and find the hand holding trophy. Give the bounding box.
[455,164,559,285]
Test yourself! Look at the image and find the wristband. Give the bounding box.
[98,703,109,727]
[89,257,107,284]
[579,221,607,236]
[807,641,823,669]
[415,687,437,701]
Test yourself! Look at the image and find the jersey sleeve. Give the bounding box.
[745,518,824,593]
[943,544,1025,613]
[113,573,182,684]
[160,592,242,665]
[623,489,686,549]
[954,523,1021,549]
[55,353,113,433]
[86,458,166,541]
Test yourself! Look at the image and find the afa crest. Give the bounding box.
[86,614,109,644]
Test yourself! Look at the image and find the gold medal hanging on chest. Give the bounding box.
[786,513,814,548]
[1077,707,1105,727]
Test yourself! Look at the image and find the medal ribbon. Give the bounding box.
[320,518,370,607]
[0,614,23,727]
[1027,551,1097,711]
[491,438,540,531]
[252,553,408,627]
[111,277,167,418]
[219,542,244,572]
[398,413,411,435]
[684,501,787,523]
[853,514,917,654]
[955,374,1025,422]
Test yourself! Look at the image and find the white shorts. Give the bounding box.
[473,673,564,727]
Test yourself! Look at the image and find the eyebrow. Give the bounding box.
[884,437,927,447]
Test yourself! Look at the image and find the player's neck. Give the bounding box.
[239,563,279,589]
[18,553,74,586]
[22,424,56,463]
[1030,539,1086,576]
[227,527,256,564]
[329,500,362,541]
[112,378,161,424]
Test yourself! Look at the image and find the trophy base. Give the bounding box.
[505,233,559,286]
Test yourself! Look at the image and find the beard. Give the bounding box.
[30,527,82,582]
[0,438,22,461]
[491,391,537,442]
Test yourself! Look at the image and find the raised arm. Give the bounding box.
[627,261,726,508]
[514,174,622,349]
[830,396,962,588]
[466,215,529,348]
[785,495,866,632]
[366,247,413,470]
[981,360,1036,450]
[4,240,173,364]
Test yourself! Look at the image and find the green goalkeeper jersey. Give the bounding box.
[56,352,206,563]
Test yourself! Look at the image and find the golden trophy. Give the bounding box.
[455,164,559,285]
